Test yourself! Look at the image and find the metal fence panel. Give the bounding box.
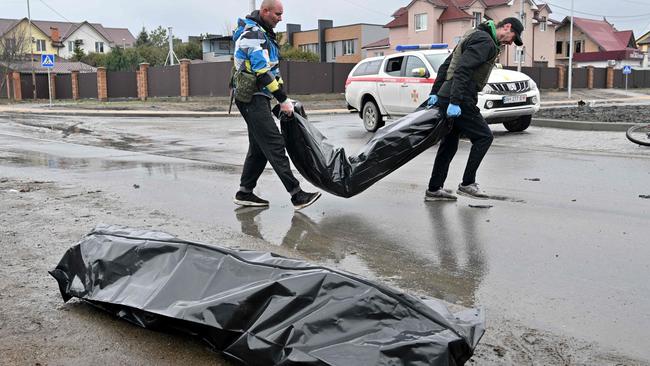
[79,72,98,99]
[188,62,230,97]
[148,65,180,97]
[0,74,9,98]
[593,68,607,89]
[613,72,624,88]
[107,71,137,98]
[539,67,558,89]
[19,73,49,100]
[56,74,72,99]
[285,61,333,94]
[333,63,355,93]
[572,68,588,89]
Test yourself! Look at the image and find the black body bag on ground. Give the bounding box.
[50,225,484,366]
[274,104,451,198]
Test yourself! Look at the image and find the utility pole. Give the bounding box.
[164,27,179,66]
[27,0,36,99]
[568,0,574,99]
[517,0,524,72]
[250,0,256,12]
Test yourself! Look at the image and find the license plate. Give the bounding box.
[503,95,527,104]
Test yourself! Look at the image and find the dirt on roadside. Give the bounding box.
[536,104,650,123]
[1,176,645,366]
[9,94,349,112]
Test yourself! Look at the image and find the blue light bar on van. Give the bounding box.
[396,44,448,52]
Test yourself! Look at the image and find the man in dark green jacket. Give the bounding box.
[425,17,524,201]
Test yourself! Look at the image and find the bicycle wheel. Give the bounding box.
[626,124,650,146]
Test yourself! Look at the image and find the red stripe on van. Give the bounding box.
[345,77,435,86]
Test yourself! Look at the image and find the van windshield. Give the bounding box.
[424,54,449,72]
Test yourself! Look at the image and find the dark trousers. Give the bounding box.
[428,97,494,191]
[236,95,300,195]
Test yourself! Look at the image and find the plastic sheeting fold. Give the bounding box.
[50,225,484,365]
[276,104,451,198]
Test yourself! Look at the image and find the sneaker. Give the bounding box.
[457,183,489,200]
[424,188,457,201]
[233,191,269,207]
[291,190,321,210]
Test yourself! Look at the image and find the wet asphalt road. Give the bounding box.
[1,112,649,362]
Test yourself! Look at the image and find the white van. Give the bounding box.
[345,45,540,132]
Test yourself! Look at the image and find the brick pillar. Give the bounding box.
[49,73,56,100]
[71,70,80,100]
[12,71,22,101]
[180,59,190,101]
[137,62,149,101]
[606,66,614,88]
[587,66,594,89]
[97,67,108,101]
[557,65,565,90]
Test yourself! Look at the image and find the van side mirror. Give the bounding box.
[411,67,428,78]
[494,63,503,69]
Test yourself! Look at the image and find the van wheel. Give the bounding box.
[362,100,384,132]
[503,115,531,132]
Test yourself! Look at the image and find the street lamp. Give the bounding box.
[568,0,574,99]
[27,0,36,99]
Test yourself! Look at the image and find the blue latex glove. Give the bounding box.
[446,103,461,117]
[427,94,438,107]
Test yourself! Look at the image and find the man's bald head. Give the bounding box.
[259,0,284,29]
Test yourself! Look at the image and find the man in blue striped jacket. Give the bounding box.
[232,0,321,210]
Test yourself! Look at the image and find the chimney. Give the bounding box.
[50,27,61,42]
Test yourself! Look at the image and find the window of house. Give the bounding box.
[384,56,405,76]
[540,16,547,32]
[556,41,563,54]
[219,42,231,50]
[472,12,482,28]
[565,41,571,57]
[374,51,384,57]
[575,40,583,53]
[68,41,74,52]
[300,43,319,54]
[95,41,104,53]
[415,13,427,31]
[343,39,355,55]
[7,38,17,52]
[514,47,525,63]
[35,39,46,52]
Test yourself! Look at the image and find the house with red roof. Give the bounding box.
[0,17,135,60]
[366,0,557,67]
[555,16,642,69]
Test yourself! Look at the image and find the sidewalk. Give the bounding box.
[1,89,649,126]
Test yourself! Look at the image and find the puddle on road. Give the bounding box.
[0,149,240,177]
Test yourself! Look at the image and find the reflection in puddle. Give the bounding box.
[233,204,489,307]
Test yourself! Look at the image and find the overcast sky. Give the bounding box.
[2,0,650,41]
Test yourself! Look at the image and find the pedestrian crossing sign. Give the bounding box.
[622,65,632,75]
[41,54,55,68]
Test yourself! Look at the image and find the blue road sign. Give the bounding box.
[622,65,632,75]
[41,54,55,68]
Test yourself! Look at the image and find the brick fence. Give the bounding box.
[3,63,650,101]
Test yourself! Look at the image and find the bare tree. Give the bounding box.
[0,29,28,99]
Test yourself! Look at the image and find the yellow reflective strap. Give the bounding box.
[266,79,280,92]
[256,68,270,75]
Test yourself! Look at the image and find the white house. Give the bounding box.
[59,22,113,58]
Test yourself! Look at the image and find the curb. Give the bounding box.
[0,108,353,118]
[532,118,635,131]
